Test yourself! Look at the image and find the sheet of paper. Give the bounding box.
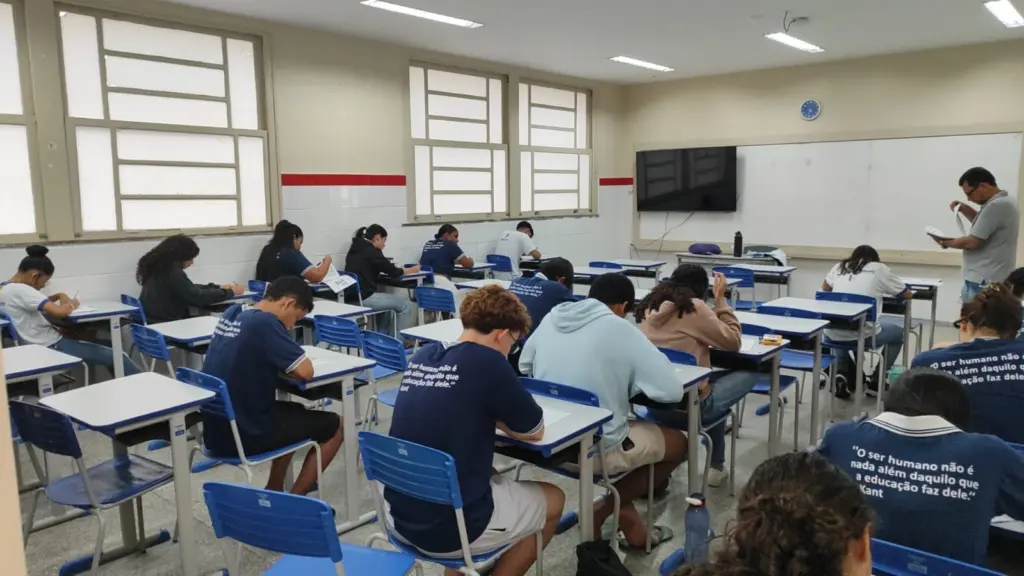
[954,205,968,235]
[322,264,356,294]
[73,305,98,313]
[924,226,951,240]
[740,335,757,352]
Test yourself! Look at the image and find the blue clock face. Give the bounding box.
[801,100,821,121]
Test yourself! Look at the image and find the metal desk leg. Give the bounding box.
[686,385,700,493]
[855,316,866,412]
[809,332,822,446]
[169,413,198,576]
[928,294,938,349]
[578,434,595,542]
[337,374,376,534]
[767,355,781,457]
[109,317,125,379]
[903,299,912,368]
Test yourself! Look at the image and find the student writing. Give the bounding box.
[344,224,419,336]
[255,220,332,283]
[494,221,540,278]
[137,234,244,323]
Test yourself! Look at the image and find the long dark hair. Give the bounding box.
[18,245,55,277]
[136,235,200,285]
[256,221,303,279]
[636,264,707,322]
[436,224,457,240]
[838,245,880,276]
[674,452,874,576]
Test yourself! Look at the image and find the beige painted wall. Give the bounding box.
[0,352,28,576]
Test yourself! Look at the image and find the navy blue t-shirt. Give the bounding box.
[419,239,464,276]
[818,412,1024,566]
[201,305,306,454]
[255,246,314,282]
[508,273,573,337]
[912,338,1024,444]
[386,341,543,553]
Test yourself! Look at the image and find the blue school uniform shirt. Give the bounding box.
[201,305,307,454]
[912,338,1024,443]
[418,238,465,276]
[818,412,1024,566]
[508,272,574,337]
[256,247,314,282]
[385,341,543,554]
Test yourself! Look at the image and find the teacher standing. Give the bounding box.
[937,167,1019,303]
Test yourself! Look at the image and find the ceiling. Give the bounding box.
[167,0,1024,83]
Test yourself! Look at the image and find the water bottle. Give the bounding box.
[684,493,711,565]
[733,231,743,257]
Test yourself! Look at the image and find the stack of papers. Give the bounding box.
[322,264,356,294]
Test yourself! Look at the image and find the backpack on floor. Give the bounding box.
[576,540,631,576]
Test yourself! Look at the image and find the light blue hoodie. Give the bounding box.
[519,298,684,449]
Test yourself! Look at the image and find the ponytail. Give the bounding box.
[354,224,388,242]
[352,227,368,241]
[436,223,457,240]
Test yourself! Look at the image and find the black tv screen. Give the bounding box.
[636,147,738,212]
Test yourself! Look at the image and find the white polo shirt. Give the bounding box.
[0,282,61,346]
[494,230,537,277]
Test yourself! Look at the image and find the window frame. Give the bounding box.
[405,61,510,224]
[54,3,279,241]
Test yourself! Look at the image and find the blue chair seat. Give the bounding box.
[750,374,798,395]
[373,387,400,408]
[264,542,418,575]
[385,532,507,569]
[779,349,835,371]
[47,454,172,508]
[200,440,313,467]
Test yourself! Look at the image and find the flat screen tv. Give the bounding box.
[635,147,738,212]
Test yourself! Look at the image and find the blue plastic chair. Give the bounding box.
[816,291,887,409]
[247,280,268,302]
[486,254,515,276]
[130,324,175,375]
[359,430,545,575]
[414,286,457,324]
[658,347,697,366]
[339,271,364,306]
[871,538,1001,575]
[11,400,173,571]
[712,266,762,310]
[735,323,800,442]
[314,315,364,352]
[0,306,20,345]
[361,331,411,429]
[119,294,147,326]
[203,482,418,575]
[588,261,624,270]
[755,306,838,416]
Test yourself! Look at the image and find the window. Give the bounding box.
[518,82,592,214]
[0,1,40,239]
[409,64,507,219]
[58,9,269,235]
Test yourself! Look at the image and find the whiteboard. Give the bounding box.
[638,133,1022,252]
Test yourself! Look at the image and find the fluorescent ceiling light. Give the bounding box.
[985,0,1024,27]
[360,0,482,29]
[609,56,674,72]
[764,32,825,53]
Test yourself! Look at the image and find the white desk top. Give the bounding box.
[731,334,789,361]
[521,256,558,263]
[215,291,258,305]
[456,263,496,271]
[763,297,872,320]
[299,345,377,387]
[611,259,666,269]
[733,264,797,275]
[40,372,214,432]
[396,271,432,281]
[307,299,372,319]
[676,252,770,262]
[68,300,139,322]
[149,316,221,347]
[402,319,463,343]
[674,365,713,389]
[735,311,829,338]
[496,393,611,456]
[901,277,943,288]
[3,345,83,382]
[456,279,509,290]
[574,266,626,277]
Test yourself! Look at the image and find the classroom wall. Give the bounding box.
[0,354,28,576]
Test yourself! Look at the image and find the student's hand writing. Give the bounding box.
[321,255,333,267]
[405,264,422,274]
[229,283,245,296]
[712,272,729,302]
[69,299,80,310]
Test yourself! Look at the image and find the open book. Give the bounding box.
[924,226,952,241]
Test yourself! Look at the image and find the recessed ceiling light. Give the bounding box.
[985,0,1024,28]
[360,0,482,29]
[764,32,825,53]
[609,56,674,72]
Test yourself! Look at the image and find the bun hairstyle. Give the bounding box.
[435,223,458,240]
[960,282,1022,339]
[674,452,874,576]
[19,245,55,277]
[636,264,708,323]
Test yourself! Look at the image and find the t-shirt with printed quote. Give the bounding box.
[818,412,1024,565]
[385,341,543,554]
[419,238,465,276]
[912,338,1024,443]
[508,272,574,338]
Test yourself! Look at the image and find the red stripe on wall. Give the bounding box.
[281,174,407,186]
[599,177,633,186]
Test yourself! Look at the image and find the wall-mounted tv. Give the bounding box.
[636,147,738,212]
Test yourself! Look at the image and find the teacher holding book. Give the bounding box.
[933,167,1019,303]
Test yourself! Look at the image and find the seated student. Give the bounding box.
[385,285,564,575]
[1005,266,1024,299]
[508,257,575,336]
[673,451,875,576]
[520,273,686,548]
[137,234,245,323]
[494,221,541,278]
[201,276,342,495]
[818,367,1024,566]
[822,245,911,394]
[0,246,139,377]
[344,224,420,336]
[255,220,332,283]
[912,283,1024,443]
[638,265,756,487]
[419,223,473,304]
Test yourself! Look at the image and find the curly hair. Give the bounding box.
[960,282,1022,339]
[674,452,874,576]
[459,284,531,336]
[136,235,200,285]
[636,264,707,323]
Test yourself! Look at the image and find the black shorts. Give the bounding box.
[223,402,339,457]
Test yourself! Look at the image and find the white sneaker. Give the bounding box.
[707,467,729,488]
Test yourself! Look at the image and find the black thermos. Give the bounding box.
[733,231,743,257]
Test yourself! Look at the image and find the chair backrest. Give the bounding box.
[658,347,698,366]
[741,323,771,337]
[203,482,342,563]
[9,400,82,459]
[175,367,235,421]
[486,254,514,273]
[871,538,1001,576]
[520,377,599,408]
[247,280,268,302]
[816,290,878,322]
[358,430,463,508]
[120,294,147,325]
[588,261,624,270]
[756,306,823,320]
[712,266,755,288]
[130,324,172,363]
[361,330,409,372]
[314,315,363,350]
[0,307,20,344]
[415,286,456,315]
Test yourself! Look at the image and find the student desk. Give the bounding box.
[148,315,220,349]
[732,264,798,298]
[737,311,830,445]
[67,300,140,378]
[40,373,214,576]
[283,345,377,535]
[763,297,873,412]
[377,270,433,289]
[573,266,626,279]
[300,299,373,344]
[901,277,943,349]
[610,259,667,280]
[455,278,508,290]
[211,290,258,306]
[401,318,462,344]
[675,252,772,267]
[451,262,496,280]
[518,256,558,272]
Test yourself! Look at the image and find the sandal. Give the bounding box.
[618,525,675,551]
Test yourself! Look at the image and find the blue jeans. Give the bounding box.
[962,280,987,304]
[52,337,141,377]
[648,370,760,468]
[834,322,904,376]
[364,291,412,337]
